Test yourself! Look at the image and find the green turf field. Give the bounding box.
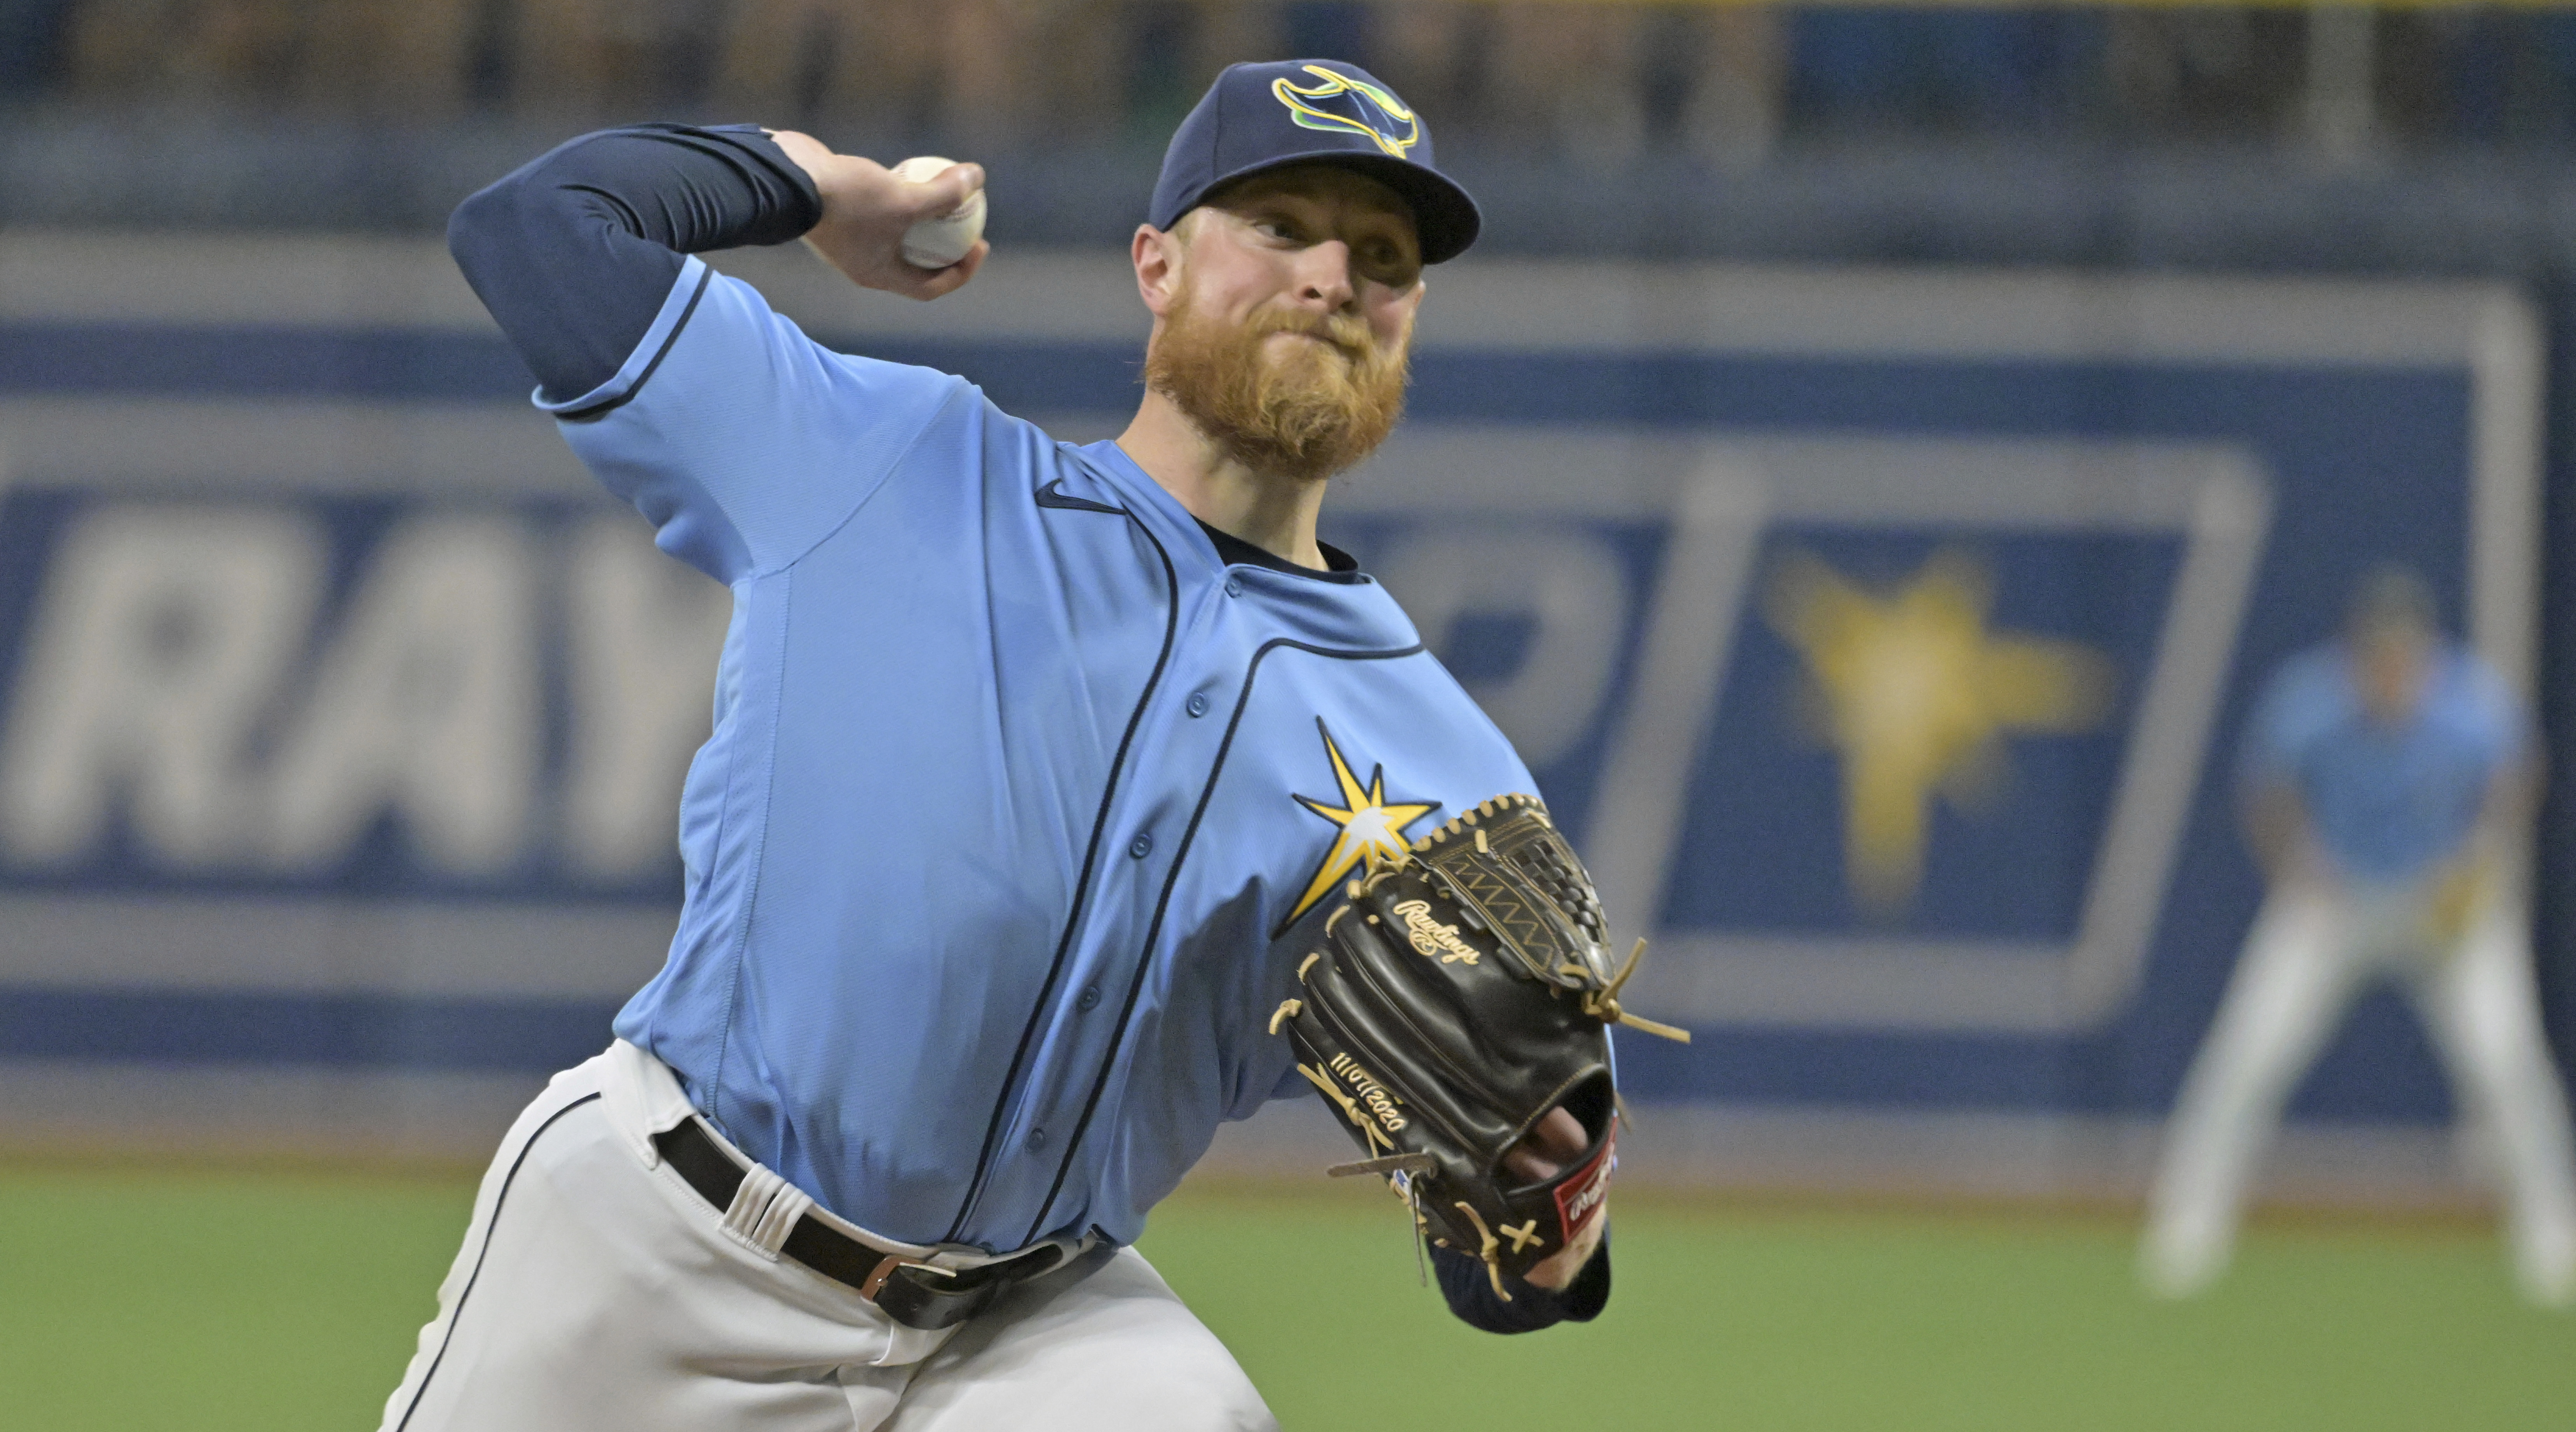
[2,1164,2567,1431]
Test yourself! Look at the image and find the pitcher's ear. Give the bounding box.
[1133,223,1184,318]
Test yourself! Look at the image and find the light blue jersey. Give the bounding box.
[2239,640,2522,884]
[546,258,1533,1254]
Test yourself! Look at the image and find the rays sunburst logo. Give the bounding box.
[1277,719,1439,932]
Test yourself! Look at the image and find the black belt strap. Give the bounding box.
[651,1117,1064,1330]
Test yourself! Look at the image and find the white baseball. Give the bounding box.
[891,155,987,270]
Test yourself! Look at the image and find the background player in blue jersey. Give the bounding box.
[382,60,1610,1432]
[2142,568,2576,1305]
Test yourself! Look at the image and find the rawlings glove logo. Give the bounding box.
[1392,899,1479,964]
[1553,1129,1616,1243]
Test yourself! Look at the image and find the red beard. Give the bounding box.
[1142,287,1411,483]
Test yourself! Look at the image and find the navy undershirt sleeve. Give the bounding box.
[448,122,822,405]
[1431,1235,1611,1333]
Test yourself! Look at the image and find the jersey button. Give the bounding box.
[1028,1127,1047,1150]
[1128,832,1153,859]
[1223,576,1244,598]
[1077,985,1102,1011]
[1185,692,1209,717]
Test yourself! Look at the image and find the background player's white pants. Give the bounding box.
[378,1045,1277,1432]
[2142,880,2576,1305]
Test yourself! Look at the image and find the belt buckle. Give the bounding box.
[862,1254,997,1332]
[857,1253,950,1304]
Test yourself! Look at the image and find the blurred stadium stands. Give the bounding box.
[14,2,2576,154]
[7,2,2576,240]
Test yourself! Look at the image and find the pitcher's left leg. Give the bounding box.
[882,1246,1275,1431]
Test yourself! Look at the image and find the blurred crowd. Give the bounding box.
[9,0,2576,163]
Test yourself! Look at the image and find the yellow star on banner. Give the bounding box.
[1764,547,2112,916]
[1282,720,1439,928]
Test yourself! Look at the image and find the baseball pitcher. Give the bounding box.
[383,60,1647,1431]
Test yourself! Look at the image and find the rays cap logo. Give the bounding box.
[1273,64,1420,157]
[1149,59,1482,265]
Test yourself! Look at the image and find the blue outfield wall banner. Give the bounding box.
[0,237,2543,1129]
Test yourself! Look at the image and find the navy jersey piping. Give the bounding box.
[391,1092,602,1430]
[941,488,1179,1242]
[553,264,714,422]
[1020,635,1430,1246]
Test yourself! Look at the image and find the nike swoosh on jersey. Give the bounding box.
[1034,478,1126,515]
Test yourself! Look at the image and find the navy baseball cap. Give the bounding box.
[1149,60,1481,265]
